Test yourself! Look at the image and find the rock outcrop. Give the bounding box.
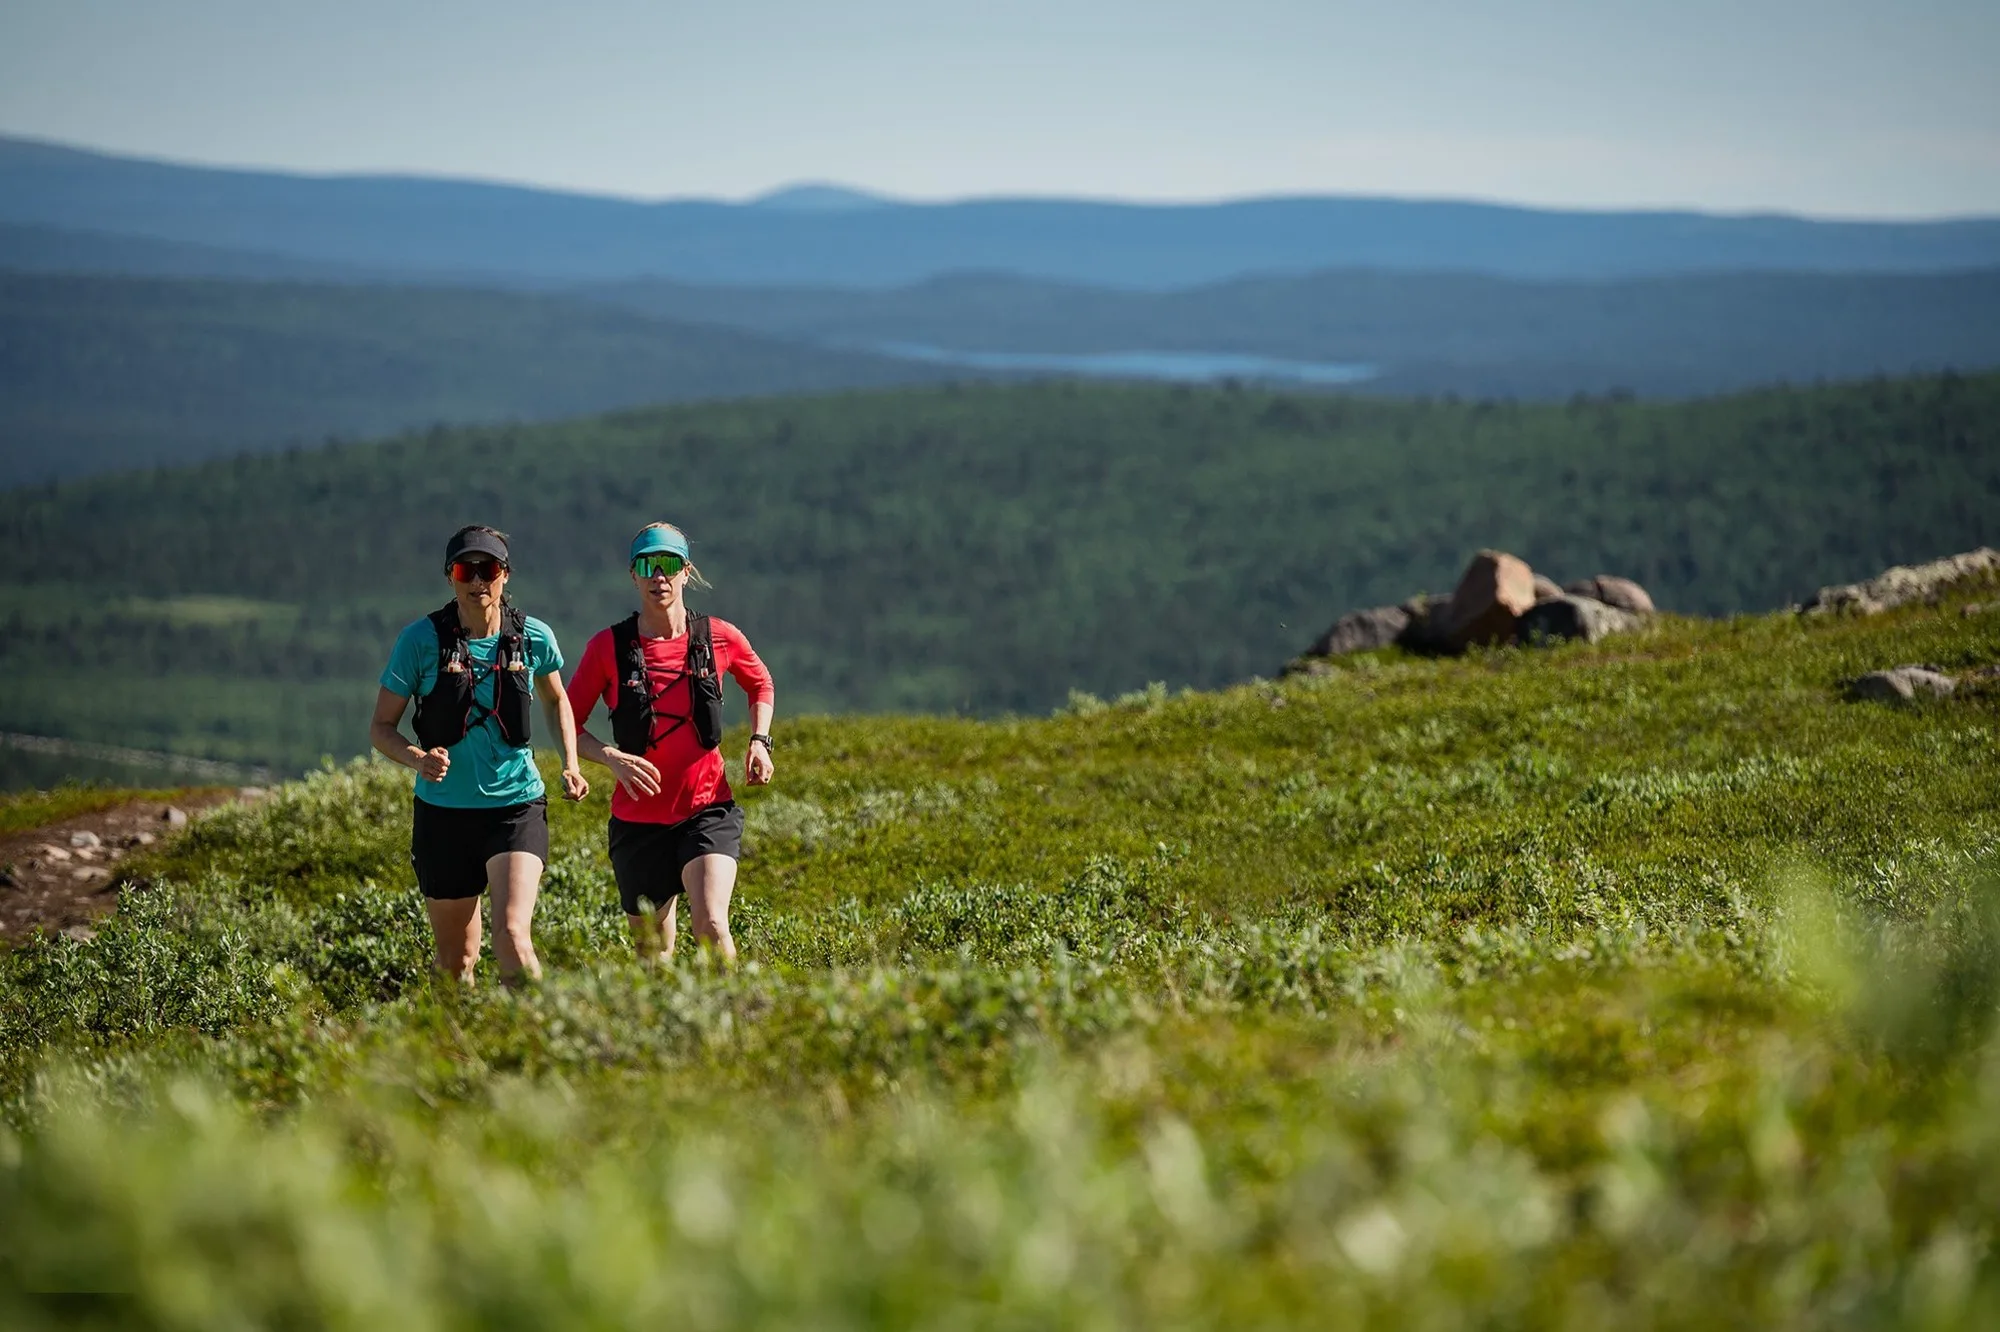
[1802,548,2000,616]
[1564,575,1656,614]
[1307,605,1411,657]
[1291,550,1658,668]
[1518,595,1642,645]
[1291,546,1999,686]
[1438,550,1538,650]
[1850,666,1957,702]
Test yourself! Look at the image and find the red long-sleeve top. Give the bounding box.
[567,616,774,825]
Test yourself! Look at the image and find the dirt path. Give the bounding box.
[0,791,254,941]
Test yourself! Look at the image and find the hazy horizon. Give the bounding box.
[3,1,1996,220]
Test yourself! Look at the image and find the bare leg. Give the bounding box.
[628,895,679,965]
[426,897,482,983]
[683,853,738,964]
[487,851,545,984]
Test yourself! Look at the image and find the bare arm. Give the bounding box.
[569,691,663,800]
[744,696,775,786]
[535,672,589,801]
[370,687,448,782]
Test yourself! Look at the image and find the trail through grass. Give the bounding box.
[2,592,1999,1328]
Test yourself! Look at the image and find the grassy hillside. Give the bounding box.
[2,585,1998,1324]
[593,266,2000,399]
[0,273,953,483]
[1,373,1995,772]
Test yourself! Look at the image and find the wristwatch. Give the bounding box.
[749,733,774,751]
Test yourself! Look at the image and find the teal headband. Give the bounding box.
[629,527,690,564]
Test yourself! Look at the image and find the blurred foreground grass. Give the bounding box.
[2,590,1999,1328]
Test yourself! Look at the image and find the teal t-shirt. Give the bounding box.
[381,611,564,809]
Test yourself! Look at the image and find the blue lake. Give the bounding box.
[870,342,1377,387]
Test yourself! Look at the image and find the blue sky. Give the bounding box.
[3,0,1996,216]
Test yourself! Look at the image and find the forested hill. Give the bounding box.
[588,266,2000,400]
[0,374,1994,770]
[9,265,2000,488]
[0,272,955,484]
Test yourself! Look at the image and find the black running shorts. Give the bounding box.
[607,801,744,915]
[410,796,550,900]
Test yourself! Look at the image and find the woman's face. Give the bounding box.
[632,554,689,612]
[450,556,509,609]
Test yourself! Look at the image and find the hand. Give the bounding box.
[560,767,590,802]
[418,747,450,782]
[746,740,774,786]
[608,748,662,800]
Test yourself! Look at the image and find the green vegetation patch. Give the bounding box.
[2,372,1996,772]
[0,785,205,839]
[106,595,299,629]
[1,594,1999,1323]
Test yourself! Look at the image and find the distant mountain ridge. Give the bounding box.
[6,134,2000,288]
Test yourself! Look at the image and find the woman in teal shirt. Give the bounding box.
[370,525,588,984]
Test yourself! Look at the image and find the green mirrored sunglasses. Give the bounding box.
[633,553,686,579]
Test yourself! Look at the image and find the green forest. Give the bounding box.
[594,265,2000,399]
[0,272,948,484]
[0,372,1995,771]
[8,264,2000,487]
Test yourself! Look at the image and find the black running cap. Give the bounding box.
[445,529,509,566]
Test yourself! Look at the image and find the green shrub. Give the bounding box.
[2,597,1999,1325]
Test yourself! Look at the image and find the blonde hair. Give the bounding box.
[632,521,712,589]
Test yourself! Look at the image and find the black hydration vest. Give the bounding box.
[608,612,723,755]
[411,602,535,750]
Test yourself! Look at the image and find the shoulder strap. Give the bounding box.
[500,604,528,663]
[426,602,466,670]
[428,601,463,641]
[607,612,657,755]
[685,612,724,752]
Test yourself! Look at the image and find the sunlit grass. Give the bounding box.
[1,590,1998,1327]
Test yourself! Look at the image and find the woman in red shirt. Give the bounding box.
[568,522,775,963]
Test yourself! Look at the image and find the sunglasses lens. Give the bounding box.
[452,559,500,582]
[635,554,685,578]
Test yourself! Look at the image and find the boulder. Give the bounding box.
[1563,575,1656,614]
[1850,666,1957,702]
[1517,595,1641,645]
[1438,550,1537,650]
[161,806,189,827]
[1394,593,1457,654]
[1306,604,1412,657]
[1532,574,1564,604]
[1803,548,2000,615]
